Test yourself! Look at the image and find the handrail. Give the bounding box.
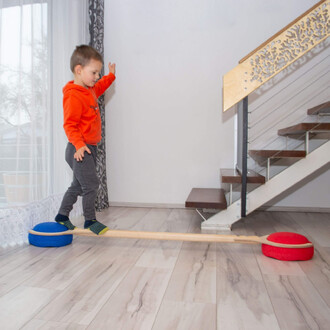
[223,0,329,112]
[239,0,327,64]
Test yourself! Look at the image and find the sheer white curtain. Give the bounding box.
[0,0,89,247]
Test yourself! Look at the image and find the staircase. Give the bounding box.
[186,102,330,229]
[185,0,330,230]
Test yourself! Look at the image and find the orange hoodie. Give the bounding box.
[62,73,115,150]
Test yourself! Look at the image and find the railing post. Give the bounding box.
[241,97,248,217]
[237,96,248,217]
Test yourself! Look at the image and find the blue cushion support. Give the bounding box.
[29,222,73,247]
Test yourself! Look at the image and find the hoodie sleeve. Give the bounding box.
[63,92,86,150]
[93,72,116,98]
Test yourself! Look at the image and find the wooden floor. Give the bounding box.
[0,207,330,329]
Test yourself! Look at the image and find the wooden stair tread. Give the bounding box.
[185,188,227,210]
[278,123,330,136]
[307,101,330,116]
[221,168,265,184]
[249,150,306,158]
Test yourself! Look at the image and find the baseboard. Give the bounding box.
[259,205,330,213]
[110,202,330,213]
[109,201,186,209]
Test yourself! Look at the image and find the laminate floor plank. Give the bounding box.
[264,274,330,329]
[88,266,173,329]
[162,210,216,304]
[216,243,280,330]
[1,235,101,297]
[0,245,51,277]
[163,241,216,304]
[20,243,106,291]
[152,301,216,330]
[135,209,193,270]
[0,285,56,330]
[34,242,146,326]
[129,208,173,231]
[289,212,330,247]
[106,207,155,230]
[298,245,330,307]
[0,250,65,297]
[21,319,87,330]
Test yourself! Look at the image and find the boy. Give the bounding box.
[54,45,116,235]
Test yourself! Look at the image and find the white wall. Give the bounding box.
[104,0,328,208]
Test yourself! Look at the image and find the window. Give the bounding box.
[0,2,48,206]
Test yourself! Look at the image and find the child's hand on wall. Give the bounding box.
[74,145,91,162]
[108,62,116,75]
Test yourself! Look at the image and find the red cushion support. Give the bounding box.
[261,232,314,261]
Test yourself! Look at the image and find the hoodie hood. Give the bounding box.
[63,81,91,96]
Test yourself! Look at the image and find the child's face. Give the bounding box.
[74,59,103,88]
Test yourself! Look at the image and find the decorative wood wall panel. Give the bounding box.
[223,0,329,112]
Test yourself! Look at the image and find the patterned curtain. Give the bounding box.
[88,0,109,211]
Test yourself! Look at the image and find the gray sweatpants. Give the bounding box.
[58,143,99,220]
